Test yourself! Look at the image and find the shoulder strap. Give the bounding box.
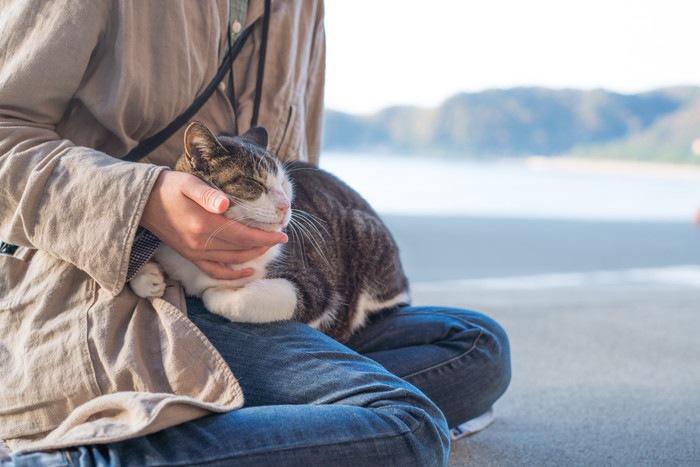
[251,0,271,128]
[121,21,257,163]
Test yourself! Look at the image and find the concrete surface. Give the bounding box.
[410,284,700,467]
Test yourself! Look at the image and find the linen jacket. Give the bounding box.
[0,0,325,453]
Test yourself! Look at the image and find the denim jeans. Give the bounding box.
[6,302,511,467]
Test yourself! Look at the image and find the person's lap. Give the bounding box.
[7,301,510,467]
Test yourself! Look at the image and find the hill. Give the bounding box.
[323,86,700,164]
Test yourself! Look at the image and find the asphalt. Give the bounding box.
[411,284,700,467]
[380,215,700,466]
[382,215,700,282]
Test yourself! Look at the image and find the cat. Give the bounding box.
[130,121,410,343]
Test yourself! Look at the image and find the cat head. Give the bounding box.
[177,121,293,232]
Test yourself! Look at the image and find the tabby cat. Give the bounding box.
[130,121,409,343]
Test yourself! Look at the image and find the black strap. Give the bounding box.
[0,240,18,256]
[251,0,271,128]
[227,18,240,135]
[122,19,257,163]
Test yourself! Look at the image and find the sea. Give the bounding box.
[320,152,700,222]
[318,152,700,288]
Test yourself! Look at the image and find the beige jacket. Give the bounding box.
[0,0,325,453]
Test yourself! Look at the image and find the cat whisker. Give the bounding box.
[291,216,327,251]
[285,222,308,269]
[203,215,255,252]
[291,215,330,259]
[292,209,330,237]
[292,207,325,222]
[288,217,332,269]
[292,210,329,240]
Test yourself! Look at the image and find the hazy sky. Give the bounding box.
[324,0,700,114]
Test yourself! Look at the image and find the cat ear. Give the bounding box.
[184,121,225,168]
[240,126,269,150]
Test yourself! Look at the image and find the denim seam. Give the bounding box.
[401,328,485,380]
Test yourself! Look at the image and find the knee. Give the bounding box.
[464,309,510,369]
[458,309,511,387]
[473,311,512,402]
[382,389,451,466]
[436,308,512,417]
[464,311,511,406]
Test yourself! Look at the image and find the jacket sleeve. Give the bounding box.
[0,0,165,295]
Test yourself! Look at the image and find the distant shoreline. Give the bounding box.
[524,156,700,181]
[324,151,700,181]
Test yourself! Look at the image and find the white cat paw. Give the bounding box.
[253,278,298,321]
[203,279,297,323]
[129,262,166,299]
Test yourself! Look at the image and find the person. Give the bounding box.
[0,1,511,465]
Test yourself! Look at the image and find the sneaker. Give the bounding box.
[449,407,496,440]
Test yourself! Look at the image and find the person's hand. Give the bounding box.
[139,170,287,280]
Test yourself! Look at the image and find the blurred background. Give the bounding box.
[322,0,700,283]
[320,1,700,465]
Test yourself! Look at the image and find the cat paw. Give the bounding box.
[203,279,297,323]
[129,262,166,299]
[251,278,298,321]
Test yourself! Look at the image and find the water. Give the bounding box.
[319,152,700,222]
[319,152,700,286]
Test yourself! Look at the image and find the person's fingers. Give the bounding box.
[202,218,288,250]
[180,175,230,214]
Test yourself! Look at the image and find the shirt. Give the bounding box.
[0,0,325,452]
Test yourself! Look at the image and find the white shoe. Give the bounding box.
[449,407,496,440]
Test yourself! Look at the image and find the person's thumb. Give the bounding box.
[182,176,230,214]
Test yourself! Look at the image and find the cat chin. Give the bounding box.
[246,221,286,232]
[243,218,290,232]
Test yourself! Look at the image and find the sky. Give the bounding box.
[324,0,700,114]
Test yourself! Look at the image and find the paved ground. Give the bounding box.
[383,215,700,282]
[386,215,700,465]
[410,284,700,467]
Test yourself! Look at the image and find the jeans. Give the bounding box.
[7,303,511,467]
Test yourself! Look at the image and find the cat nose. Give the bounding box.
[271,190,290,214]
[276,200,290,215]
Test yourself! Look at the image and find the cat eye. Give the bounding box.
[247,177,268,192]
